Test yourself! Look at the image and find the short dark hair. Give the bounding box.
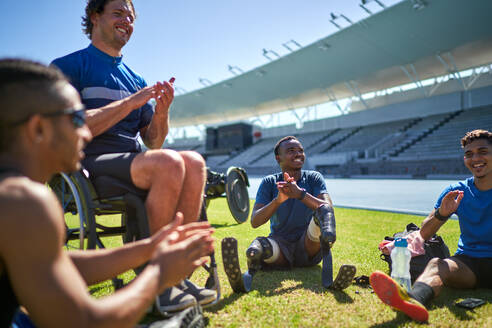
[274,136,298,156]
[461,129,492,148]
[82,0,136,39]
[0,58,69,152]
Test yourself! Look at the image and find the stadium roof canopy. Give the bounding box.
[170,0,492,127]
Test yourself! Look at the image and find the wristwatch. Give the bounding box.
[298,188,307,200]
[434,207,451,221]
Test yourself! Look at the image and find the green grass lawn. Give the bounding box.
[67,199,492,327]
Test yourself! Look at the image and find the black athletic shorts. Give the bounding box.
[82,152,139,185]
[452,254,492,289]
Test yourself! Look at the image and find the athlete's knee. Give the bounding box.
[246,237,276,271]
[150,150,185,174]
[424,257,450,281]
[180,151,205,171]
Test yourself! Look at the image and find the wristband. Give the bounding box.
[298,188,307,200]
[434,207,451,221]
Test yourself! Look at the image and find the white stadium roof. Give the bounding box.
[170,0,492,127]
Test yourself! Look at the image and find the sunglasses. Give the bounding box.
[9,106,86,128]
[43,107,86,128]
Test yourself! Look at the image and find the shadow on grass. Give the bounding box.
[205,290,244,312]
[428,288,492,321]
[210,222,241,229]
[370,312,416,328]
[369,288,492,327]
[208,264,354,315]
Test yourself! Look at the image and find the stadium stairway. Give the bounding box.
[388,110,464,158]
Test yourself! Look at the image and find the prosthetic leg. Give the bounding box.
[222,236,273,293]
[314,204,356,289]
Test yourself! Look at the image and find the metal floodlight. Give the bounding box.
[198,78,213,87]
[329,12,353,29]
[360,0,386,15]
[282,39,302,52]
[227,65,244,76]
[262,48,280,61]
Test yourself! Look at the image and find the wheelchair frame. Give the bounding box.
[49,170,222,307]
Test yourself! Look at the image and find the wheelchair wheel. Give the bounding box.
[49,172,97,249]
[225,167,250,224]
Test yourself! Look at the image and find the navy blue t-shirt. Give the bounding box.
[51,44,154,155]
[435,177,492,258]
[255,170,328,242]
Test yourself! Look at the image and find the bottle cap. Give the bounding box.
[394,237,408,247]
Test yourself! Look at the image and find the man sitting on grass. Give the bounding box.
[223,136,355,291]
[0,58,214,328]
[371,129,492,322]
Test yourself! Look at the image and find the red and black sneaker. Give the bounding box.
[370,271,429,322]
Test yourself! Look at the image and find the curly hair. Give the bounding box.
[82,0,136,39]
[274,136,299,156]
[461,129,492,148]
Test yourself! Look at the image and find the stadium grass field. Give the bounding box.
[66,199,491,327]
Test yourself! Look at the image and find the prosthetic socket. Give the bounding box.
[246,237,273,274]
[314,204,336,250]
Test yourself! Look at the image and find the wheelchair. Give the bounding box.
[48,166,250,306]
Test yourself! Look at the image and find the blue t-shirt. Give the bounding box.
[434,177,492,258]
[255,170,328,242]
[51,44,154,155]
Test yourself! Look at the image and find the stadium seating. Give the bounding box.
[162,96,492,178]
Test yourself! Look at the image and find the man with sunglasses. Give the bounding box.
[0,58,214,328]
[51,0,216,313]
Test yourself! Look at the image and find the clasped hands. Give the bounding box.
[275,172,304,203]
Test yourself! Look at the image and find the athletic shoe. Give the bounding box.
[370,271,429,322]
[155,286,197,317]
[177,279,217,307]
[146,303,205,328]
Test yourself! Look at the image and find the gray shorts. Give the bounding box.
[266,230,322,269]
[82,152,139,184]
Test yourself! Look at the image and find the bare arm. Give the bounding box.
[141,80,174,149]
[0,181,213,328]
[69,220,212,285]
[420,190,463,240]
[86,86,155,137]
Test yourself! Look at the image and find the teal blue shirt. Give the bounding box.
[435,177,492,258]
[255,170,328,242]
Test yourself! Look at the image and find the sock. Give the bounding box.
[307,218,321,242]
[263,238,280,263]
[408,282,434,306]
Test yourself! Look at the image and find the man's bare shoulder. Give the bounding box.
[0,176,65,249]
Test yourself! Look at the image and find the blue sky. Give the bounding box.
[0,0,401,93]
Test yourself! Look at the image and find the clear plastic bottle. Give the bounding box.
[391,237,412,292]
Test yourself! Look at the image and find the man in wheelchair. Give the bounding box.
[0,59,214,328]
[51,0,216,312]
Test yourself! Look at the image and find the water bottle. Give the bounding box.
[391,237,412,292]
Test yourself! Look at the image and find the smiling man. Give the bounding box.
[371,129,492,322]
[51,0,215,314]
[235,136,355,289]
[0,58,214,328]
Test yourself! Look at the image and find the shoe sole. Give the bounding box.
[221,237,248,293]
[370,271,428,322]
[196,292,217,307]
[147,304,205,328]
[331,264,357,290]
